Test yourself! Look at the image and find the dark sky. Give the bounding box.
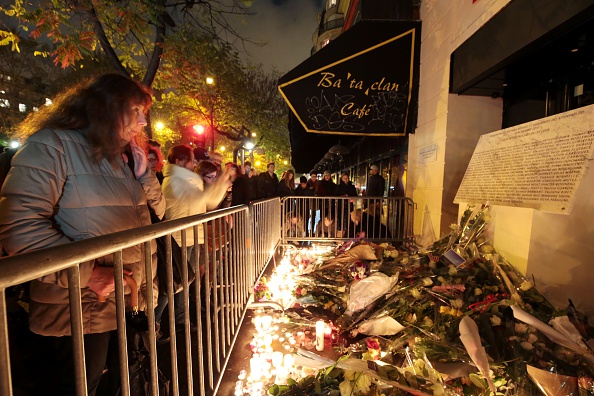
[234,0,324,73]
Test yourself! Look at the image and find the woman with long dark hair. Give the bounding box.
[0,73,165,395]
[277,169,295,197]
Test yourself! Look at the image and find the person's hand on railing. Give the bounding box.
[88,265,133,301]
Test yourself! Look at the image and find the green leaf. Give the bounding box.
[469,373,487,389]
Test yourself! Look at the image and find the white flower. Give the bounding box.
[520,281,533,291]
[515,323,529,333]
[520,341,534,350]
[451,299,464,309]
[474,288,483,296]
[422,277,433,286]
[490,316,502,326]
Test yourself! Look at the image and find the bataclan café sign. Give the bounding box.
[278,20,421,137]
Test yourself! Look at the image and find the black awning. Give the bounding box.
[279,20,421,137]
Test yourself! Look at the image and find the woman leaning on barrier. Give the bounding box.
[0,74,165,396]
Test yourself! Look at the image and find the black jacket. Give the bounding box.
[257,171,279,199]
[334,180,357,197]
[366,173,385,197]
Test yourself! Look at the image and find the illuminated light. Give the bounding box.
[10,141,20,149]
[571,48,579,53]
[255,161,261,167]
[283,160,288,165]
[220,146,226,152]
[155,121,164,131]
[315,321,325,351]
[206,77,214,85]
[45,98,52,106]
[251,132,257,137]
[193,124,205,134]
[244,141,255,150]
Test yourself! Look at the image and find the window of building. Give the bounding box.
[329,0,337,7]
[45,98,53,106]
[33,106,39,112]
[19,103,26,112]
[322,38,330,48]
[0,99,9,108]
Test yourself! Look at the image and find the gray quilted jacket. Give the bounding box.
[0,128,165,336]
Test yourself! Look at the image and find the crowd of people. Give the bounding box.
[0,73,390,395]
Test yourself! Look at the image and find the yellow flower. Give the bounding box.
[515,323,529,333]
[448,265,457,276]
[410,288,421,299]
[474,288,483,296]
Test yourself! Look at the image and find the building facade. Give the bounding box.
[301,0,594,319]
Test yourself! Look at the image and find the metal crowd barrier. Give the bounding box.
[280,196,414,244]
[0,198,281,396]
[249,198,281,282]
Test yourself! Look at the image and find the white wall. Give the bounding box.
[411,0,512,239]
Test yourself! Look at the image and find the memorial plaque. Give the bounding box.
[454,105,594,214]
[418,143,438,164]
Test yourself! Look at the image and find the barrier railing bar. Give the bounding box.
[203,223,214,391]
[113,251,130,396]
[165,235,179,396]
[67,265,88,396]
[181,228,194,396]
[143,240,159,396]
[0,288,12,396]
[0,206,247,289]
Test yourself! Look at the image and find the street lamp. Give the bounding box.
[205,76,216,151]
[233,138,255,164]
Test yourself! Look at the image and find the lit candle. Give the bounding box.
[276,367,289,383]
[250,357,262,381]
[324,323,332,338]
[315,320,325,351]
[262,334,273,347]
[283,353,294,369]
[253,316,262,333]
[272,351,283,368]
[261,315,272,331]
